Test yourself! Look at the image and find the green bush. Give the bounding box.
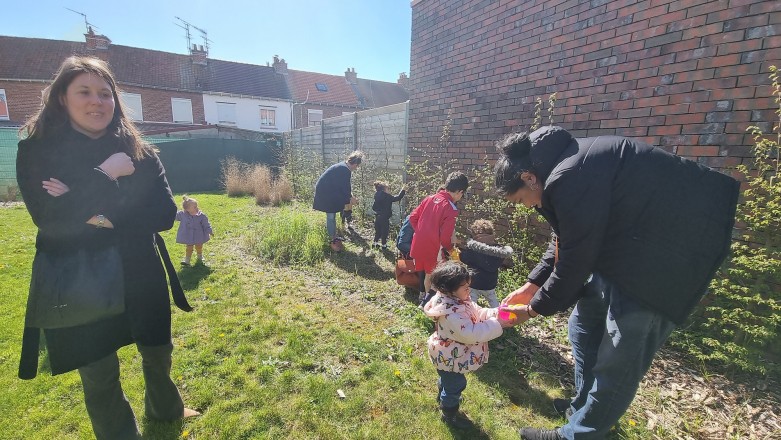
[671,66,781,378]
[248,205,328,265]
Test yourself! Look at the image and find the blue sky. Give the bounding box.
[4,0,412,83]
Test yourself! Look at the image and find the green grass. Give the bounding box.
[0,195,654,439]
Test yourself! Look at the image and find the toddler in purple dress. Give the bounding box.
[176,196,214,266]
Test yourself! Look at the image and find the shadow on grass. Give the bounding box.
[178,262,213,291]
[446,419,492,439]
[475,329,573,422]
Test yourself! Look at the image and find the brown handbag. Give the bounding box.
[395,257,420,289]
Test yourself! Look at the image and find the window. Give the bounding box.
[0,89,8,120]
[315,83,328,92]
[216,102,237,125]
[308,109,323,126]
[171,98,193,124]
[260,108,276,127]
[120,92,143,121]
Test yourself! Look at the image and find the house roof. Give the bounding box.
[353,78,409,108]
[0,35,290,100]
[286,69,361,107]
[203,59,290,99]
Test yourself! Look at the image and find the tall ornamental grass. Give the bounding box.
[247,205,327,265]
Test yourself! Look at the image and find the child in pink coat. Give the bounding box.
[423,261,518,429]
[175,196,213,266]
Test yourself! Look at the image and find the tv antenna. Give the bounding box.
[65,7,98,33]
[175,17,212,53]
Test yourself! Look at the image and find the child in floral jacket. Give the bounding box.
[423,261,517,429]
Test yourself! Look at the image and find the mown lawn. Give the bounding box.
[0,194,649,439]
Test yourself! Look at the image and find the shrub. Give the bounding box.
[1,185,18,203]
[248,205,328,265]
[221,157,253,196]
[672,66,781,377]
[270,175,294,206]
[280,132,324,203]
[250,164,273,205]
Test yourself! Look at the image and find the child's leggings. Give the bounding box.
[373,214,391,244]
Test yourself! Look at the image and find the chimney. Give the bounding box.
[85,26,111,50]
[345,67,358,84]
[190,43,208,65]
[397,72,410,90]
[272,55,288,74]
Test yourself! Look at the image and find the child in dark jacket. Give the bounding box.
[372,181,406,249]
[459,219,513,307]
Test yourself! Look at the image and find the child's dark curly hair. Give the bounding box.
[431,261,471,299]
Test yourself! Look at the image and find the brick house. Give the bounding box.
[275,56,409,129]
[0,32,292,133]
[408,0,778,181]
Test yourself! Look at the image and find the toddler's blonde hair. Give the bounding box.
[182,195,198,211]
[470,219,494,236]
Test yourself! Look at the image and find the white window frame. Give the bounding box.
[0,89,9,121]
[171,98,193,124]
[308,109,323,127]
[120,92,143,121]
[259,107,276,128]
[216,102,237,125]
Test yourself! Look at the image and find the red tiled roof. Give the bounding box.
[286,69,361,107]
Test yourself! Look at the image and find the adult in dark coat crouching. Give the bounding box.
[16,56,197,440]
[494,126,739,440]
[312,151,363,251]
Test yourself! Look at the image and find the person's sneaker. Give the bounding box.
[372,241,381,248]
[181,260,190,267]
[346,223,356,232]
[329,240,344,252]
[440,405,472,429]
[553,398,573,418]
[381,243,389,250]
[519,427,564,440]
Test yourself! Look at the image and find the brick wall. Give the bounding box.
[409,0,779,177]
[0,81,205,125]
[120,85,205,124]
[0,81,48,124]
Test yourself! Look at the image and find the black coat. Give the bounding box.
[372,189,405,218]
[460,239,513,290]
[524,127,739,324]
[312,162,352,213]
[16,126,182,378]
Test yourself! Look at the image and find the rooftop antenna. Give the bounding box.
[175,16,212,53]
[65,7,98,33]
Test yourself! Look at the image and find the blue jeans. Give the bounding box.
[326,212,337,239]
[437,370,467,409]
[559,274,676,440]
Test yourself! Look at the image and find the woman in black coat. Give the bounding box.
[16,56,197,440]
[312,151,363,251]
[494,126,739,440]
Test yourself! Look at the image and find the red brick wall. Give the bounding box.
[409,0,779,176]
[120,85,205,124]
[0,81,205,125]
[0,81,47,124]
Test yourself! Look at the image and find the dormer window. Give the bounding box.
[315,83,328,92]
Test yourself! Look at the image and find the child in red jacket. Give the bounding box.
[409,171,469,306]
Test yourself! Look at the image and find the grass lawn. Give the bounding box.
[0,194,651,439]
